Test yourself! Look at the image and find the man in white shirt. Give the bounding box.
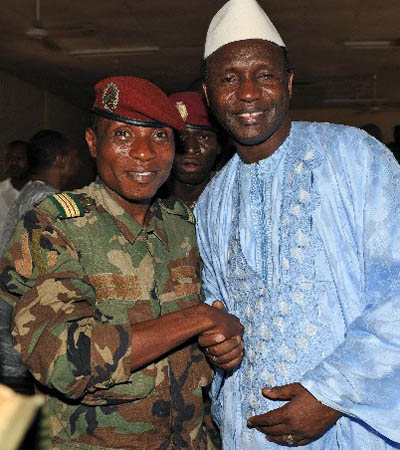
[0,140,29,238]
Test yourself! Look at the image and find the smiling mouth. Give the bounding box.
[236,111,265,123]
[126,170,158,183]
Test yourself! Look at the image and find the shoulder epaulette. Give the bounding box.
[48,192,94,220]
[159,198,195,224]
[183,203,196,224]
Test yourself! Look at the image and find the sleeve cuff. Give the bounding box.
[90,323,132,388]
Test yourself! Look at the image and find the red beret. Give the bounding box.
[92,76,185,131]
[169,91,215,130]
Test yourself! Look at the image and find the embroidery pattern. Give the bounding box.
[226,132,330,418]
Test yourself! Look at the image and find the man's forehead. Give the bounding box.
[184,127,216,137]
[99,117,171,133]
[9,142,27,151]
[8,145,27,157]
[208,39,283,68]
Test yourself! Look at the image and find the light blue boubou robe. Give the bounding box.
[195,121,400,449]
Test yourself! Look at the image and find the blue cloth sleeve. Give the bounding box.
[194,192,225,308]
[301,139,400,443]
[194,191,227,427]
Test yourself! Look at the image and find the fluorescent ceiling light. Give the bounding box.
[343,40,398,49]
[69,46,160,57]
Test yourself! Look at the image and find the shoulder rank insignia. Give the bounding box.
[49,193,87,220]
[186,208,195,224]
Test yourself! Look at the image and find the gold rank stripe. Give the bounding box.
[56,193,80,217]
[51,193,81,218]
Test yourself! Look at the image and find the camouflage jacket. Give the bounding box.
[0,182,214,450]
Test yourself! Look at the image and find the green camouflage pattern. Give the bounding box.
[0,182,214,450]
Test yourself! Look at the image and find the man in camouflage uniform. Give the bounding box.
[0,76,244,450]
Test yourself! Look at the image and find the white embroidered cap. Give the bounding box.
[204,0,286,59]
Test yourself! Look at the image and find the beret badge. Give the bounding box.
[175,101,189,122]
[102,82,119,112]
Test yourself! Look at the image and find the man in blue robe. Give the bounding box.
[194,0,400,448]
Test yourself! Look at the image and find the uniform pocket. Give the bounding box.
[171,264,201,298]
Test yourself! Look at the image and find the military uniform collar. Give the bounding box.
[159,197,196,224]
[145,199,196,249]
[144,200,168,248]
[97,185,174,248]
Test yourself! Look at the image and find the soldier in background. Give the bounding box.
[0,76,243,449]
[163,91,221,208]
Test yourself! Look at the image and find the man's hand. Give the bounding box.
[198,301,244,371]
[247,383,342,446]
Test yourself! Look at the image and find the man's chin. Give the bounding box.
[176,174,206,186]
[235,133,271,147]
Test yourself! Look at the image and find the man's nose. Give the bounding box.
[184,134,201,155]
[130,136,156,161]
[239,76,260,103]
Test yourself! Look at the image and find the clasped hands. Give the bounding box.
[198,300,244,371]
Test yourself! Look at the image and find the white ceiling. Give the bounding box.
[1,0,400,112]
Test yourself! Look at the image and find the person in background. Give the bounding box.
[161,91,221,208]
[360,123,383,142]
[0,76,243,449]
[0,129,92,257]
[0,141,29,238]
[166,92,223,446]
[0,129,93,397]
[195,0,400,448]
[387,124,400,162]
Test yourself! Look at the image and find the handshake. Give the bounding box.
[198,301,244,371]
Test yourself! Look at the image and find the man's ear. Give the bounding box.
[55,154,66,168]
[202,82,210,107]
[287,71,294,98]
[85,128,97,158]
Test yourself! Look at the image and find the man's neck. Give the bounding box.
[30,168,61,191]
[236,118,291,164]
[103,184,151,226]
[10,175,28,191]
[170,177,211,206]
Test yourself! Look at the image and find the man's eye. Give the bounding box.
[154,130,169,140]
[223,74,236,83]
[198,134,209,141]
[258,73,273,79]
[114,130,129,138]
[258,73,280,84]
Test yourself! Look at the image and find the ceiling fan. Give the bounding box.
[0,0,96,52]
[24,0,62,50]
